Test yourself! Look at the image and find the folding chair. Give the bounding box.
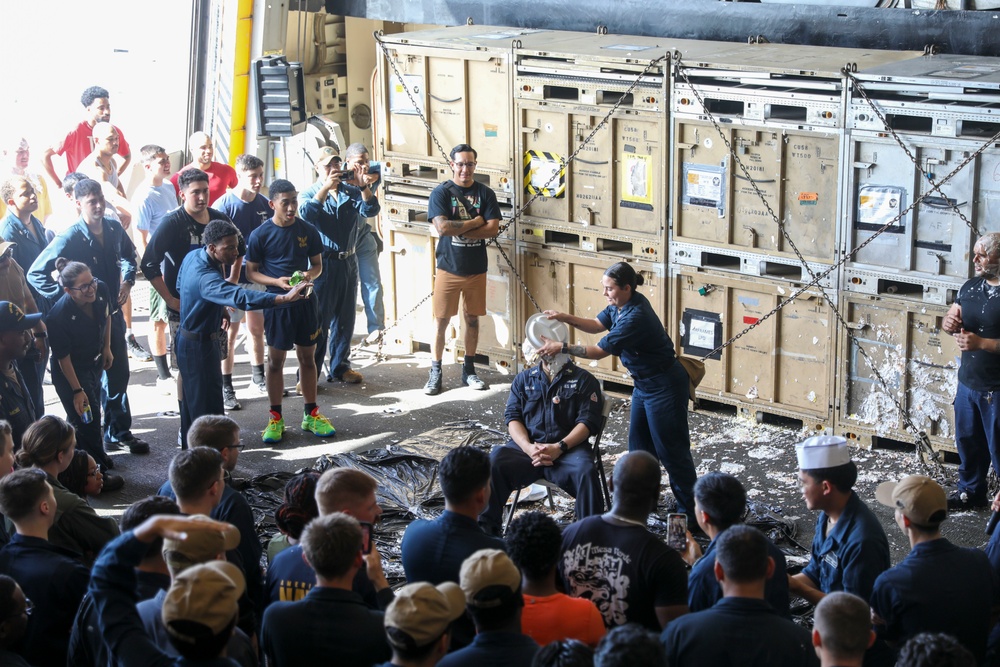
[503,391,615,534]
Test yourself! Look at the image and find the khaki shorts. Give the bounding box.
[432,269,487,319]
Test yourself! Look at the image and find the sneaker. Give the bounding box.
[223,386,242,410]
[100,471,125,493]
[156,376,175,395]
[947,490,989,511]
[126,334,152,361]
[337,369,363,384]
[124,435,150,455]
[254,379,268,394]
[262,415,285,443]
[424,367,442,396]
[302,411,336,437]
[462,371,488,390]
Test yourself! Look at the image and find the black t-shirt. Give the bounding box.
[427,180,501,276]
[957,277,1000,391]
[559,515,688,632]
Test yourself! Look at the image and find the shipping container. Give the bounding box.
[382,213,438,351]
[835,293,958,454]
[843,54,1000,299]
[516,245,667,379]
[668,265,838,427]
[669,42,919,269]
[375,25,530,186]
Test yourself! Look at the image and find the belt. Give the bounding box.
[627,357,676,381]
[325,248,355,260]
[178,328,223,342]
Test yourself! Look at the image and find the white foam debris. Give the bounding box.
[748,445,783,460]
[720,461,746,475]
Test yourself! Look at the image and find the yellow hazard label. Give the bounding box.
[524,151,566,198]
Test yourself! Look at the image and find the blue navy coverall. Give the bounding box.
[596,290,697,516]
[480,362,605,532]
[29,217,138,445]
[175,247,276,446]
[298,181,379,380]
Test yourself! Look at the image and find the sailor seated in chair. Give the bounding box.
[479,317,606,536]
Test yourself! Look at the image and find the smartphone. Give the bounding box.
[667,513,687,551]
[360,521,373,555]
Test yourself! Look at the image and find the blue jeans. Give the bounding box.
[629,361,697,516]
[954,381,1000,502]
[313,255,359,379]
[356,229,385,333]
[102,311,133,443]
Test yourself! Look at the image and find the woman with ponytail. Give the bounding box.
[13,415,118,564]
[44,257,123,492]
[537,261,697,522]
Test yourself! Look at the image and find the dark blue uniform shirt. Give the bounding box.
[261,586,390,667]
[871,538,997,663]
[29,217,136,307]
[214,192,270,283]
[0,533,90,667]
[401,510,505,585]
[688,533,791,618]
[596,291,675,380]
[504,363,603,443]
[801,492,890,602]
[0,363,34,448]
[955,277,1000,391]
[139,207,234,307]
[264,543,392,610]
[47,280,111,370]
[437,631,539,667]
[299,181,379,254]
[661,597,819,667]
[176,248,276,333]
[245,218,323,302]
[1,212,52,311]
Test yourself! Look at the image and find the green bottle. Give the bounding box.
[290,271,306,286]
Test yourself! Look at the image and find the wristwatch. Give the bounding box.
[558,440,569,453]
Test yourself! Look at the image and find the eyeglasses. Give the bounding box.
[67,279,98,293]
[453,161,477,168]
[224,442,245,451]
[87,467,100,478]
[23,598,33,616]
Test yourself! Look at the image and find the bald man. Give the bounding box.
[942,232,1000,511]
[78,123,132,229]
[170,132,237,204]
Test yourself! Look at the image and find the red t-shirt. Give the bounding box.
[170,162,239,204]
[58,121,131,173]
[521,592,607,648]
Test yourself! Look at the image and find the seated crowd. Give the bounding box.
[0,409,994,667]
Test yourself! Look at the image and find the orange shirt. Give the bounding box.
[521,592,607,648]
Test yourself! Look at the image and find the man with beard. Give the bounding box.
[942,232,1000,511]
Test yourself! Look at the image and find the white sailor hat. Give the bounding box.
[795,435,851,470]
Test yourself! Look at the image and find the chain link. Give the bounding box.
[845,69,984,237]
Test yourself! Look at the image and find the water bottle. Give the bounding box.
[81,403,93,425]
[289,271,305,287]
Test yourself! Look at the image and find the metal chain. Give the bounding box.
[845,68,983,237]
[349,290,434,361]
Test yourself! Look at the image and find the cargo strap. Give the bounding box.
[673,52,1000,470]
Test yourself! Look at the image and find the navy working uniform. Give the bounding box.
[597,290,697,516]
[298,181,379,380]
[1,210,52,412]
[952,276,1000,505]
[661,597,818,667]
[872,537,997,663]
[47,280,113,470]
[175,246,274,444]
[265,542,392,610]
[437,631,539,667]
[480,362,605,532]
[88,530,242,667]
[245,217,323,352]
[688,534,791,618]
[29,217,138,447]
[0,532,91,667]
[261,585,391,667]
[0,358,35,450]
[801,491,890,601]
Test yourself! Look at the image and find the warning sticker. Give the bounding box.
[682,163,726,215]
[620,154,653,211]
[389,74,424,116]
[524,151,566,198]
[857,185,905,232]
[799,192,818,206]
[681,308,723,361]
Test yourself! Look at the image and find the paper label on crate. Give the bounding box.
[483,123,498,138]
[620,154,654,211]
[798,192,818,206]
[389,74,424,116]
[486,274,508,317]
[682,308,723,361]
[682,163,726,214]
[856,185,905,233]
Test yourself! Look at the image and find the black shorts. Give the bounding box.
[264,300,320,351]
